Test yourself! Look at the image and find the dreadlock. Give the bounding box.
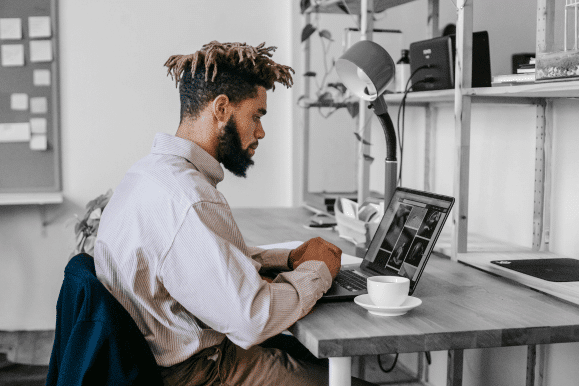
[164,41,294,121]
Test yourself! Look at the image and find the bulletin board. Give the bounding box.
[0,0,61,195]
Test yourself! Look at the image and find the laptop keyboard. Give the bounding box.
[334,270,367,291]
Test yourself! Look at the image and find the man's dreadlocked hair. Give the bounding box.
[165,41,294,121]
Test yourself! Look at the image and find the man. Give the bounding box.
[95,41,375,385]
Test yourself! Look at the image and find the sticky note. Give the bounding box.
[30,40,52,62]
[33,69,51,86]
[28,16,51,38]
[30,97,48,113]
[30,134,48,151]
[1,44,25,66]
[0,123,31,142]
[30,118,47,134]
[0,18,22,40]
[11,93,28,111]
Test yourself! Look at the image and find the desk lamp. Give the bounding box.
[335,40,397,207]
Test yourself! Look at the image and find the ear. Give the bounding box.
[211,94,232,123]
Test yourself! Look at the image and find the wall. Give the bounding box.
[0,0,295,330]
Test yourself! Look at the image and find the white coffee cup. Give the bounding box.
[367,276,410,307]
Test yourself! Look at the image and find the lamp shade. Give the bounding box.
[335,40,395,101]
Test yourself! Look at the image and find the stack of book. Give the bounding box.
[517,57,536,74]
[492,57,536,85]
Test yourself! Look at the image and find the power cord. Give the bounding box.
[396,65,431,184]
[377,353,399,373]
[377,351,431,374]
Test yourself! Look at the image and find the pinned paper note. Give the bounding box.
[10,93,28,111]
[30,97,48,114]
[30,133,48,151]
[0,122,31,142]
[30,118,47,134]
[28,16,51,38]
[33,69,51,86]
[0,18,22,40]
[30,40,52,62]
[1,44,24,66]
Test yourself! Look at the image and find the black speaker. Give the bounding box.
[409,31,492,91]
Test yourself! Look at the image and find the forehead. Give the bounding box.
[236,86,267,111]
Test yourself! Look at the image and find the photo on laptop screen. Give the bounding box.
[362,189,453,287]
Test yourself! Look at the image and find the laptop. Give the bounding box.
[320,187,454,301]
[409,31,491,91]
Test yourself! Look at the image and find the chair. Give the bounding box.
[46,253,163,385]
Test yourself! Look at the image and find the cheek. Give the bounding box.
[240,121,256,141]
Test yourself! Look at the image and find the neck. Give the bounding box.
[176,112,218,158]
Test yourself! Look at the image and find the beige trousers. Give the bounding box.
[159,335,376,386]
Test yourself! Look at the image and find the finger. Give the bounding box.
[260,275,273,283]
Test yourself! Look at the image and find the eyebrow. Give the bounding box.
[258,108,267,116]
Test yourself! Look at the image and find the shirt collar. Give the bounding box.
[151,133,224,187]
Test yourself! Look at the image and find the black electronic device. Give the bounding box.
[409,31,491,91]
[491,258,579,282]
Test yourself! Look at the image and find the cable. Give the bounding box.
[377,353,399,373]
[396,65,431,184]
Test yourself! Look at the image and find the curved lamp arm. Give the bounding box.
[370,96,398,204]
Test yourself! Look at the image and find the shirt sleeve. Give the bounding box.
[247,246,291,271]
[158,201,332,350]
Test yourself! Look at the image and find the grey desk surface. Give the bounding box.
[231,207,579,359]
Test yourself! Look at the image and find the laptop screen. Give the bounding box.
[360,188,454,292]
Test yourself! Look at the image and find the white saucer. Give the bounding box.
[354,295,422,316]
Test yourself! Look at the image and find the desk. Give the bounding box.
[231,207,579,386]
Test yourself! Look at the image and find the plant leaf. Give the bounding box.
[301,24,316,42]
[363,154,375,162]
[354,132,372,145]
[319,29,333,41]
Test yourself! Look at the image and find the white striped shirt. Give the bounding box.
[94,133,332,367]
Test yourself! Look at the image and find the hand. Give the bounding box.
[288,237,342,279]
[260,275,273,283]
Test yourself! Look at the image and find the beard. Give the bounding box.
[215,116,254,178]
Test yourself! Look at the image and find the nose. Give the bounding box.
[255,122,265,140]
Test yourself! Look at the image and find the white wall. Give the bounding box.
[0,0,295,330]
[59,0,295,209]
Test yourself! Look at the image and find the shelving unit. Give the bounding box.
[301,0,440,212]
[301,0,578,304]
[446,0,578,261]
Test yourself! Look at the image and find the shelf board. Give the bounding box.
[434,230,529,257]
[304,100,358,109]
[468,79,579,99]
[304,0,417,14]
[382,80,579,105]
[0,192,63,205]
[383,89,455,105]
[458,251,579,305]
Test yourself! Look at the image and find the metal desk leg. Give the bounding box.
[329,357,352,386]
[447,349,463,386]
